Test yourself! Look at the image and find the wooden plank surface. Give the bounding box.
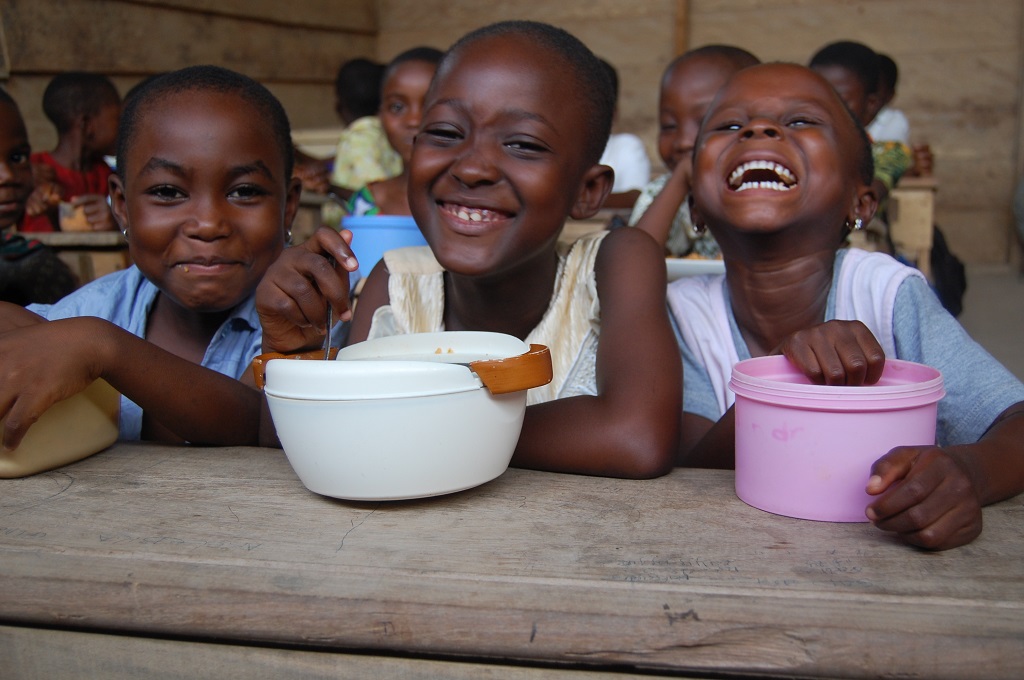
[1,443,1022,678]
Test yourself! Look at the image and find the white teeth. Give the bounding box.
[728,160,797,189]
[453,206,494,222]
[469,212,482,222]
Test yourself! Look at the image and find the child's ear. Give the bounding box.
[688,193,705,233]
[569,163,614,220]
[850,182,879,226]
[283,176,303,235]
[108,174,128,234]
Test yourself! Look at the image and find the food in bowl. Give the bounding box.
[263,331,552,501]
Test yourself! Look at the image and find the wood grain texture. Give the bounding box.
[1,443,1021,678]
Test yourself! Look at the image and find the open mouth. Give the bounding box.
[727,160,797,192]
[441,202,513,223]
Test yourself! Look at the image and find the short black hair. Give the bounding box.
[877,53,899,93]
[41,72,120,134]
[439,20,614,168]
[667,44,760,79]
[382,47,444,90]
[0,86,17,109]
[598,58,619,104]
[808,40,880,95]
[116,65,293,179]
[335,58,386,120]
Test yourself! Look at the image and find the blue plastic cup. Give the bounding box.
[341,215,428,278]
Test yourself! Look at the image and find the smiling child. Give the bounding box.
[257,21,681,478]
[669,63,1024,549]
[0,65,300,449]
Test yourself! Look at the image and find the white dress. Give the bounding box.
[367,232,607,405]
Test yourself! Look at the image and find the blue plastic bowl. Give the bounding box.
[341,215,427,278]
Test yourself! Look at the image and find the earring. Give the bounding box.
[852,217,864,231]
[121,227,128,240]
[285,228,293,245]
[692,221,707,236]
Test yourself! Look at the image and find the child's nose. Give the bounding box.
[450,141,500,187]
[743,119,783,139]
[184,197,230,238]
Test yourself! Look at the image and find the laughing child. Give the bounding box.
[669,63,1024,550]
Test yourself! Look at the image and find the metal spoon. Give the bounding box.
[323,255,336,360]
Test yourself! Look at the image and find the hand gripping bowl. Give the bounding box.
[0,380,120,478]
[730,356,945,522]
[259,332,552,501]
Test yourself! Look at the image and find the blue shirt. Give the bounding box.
[28,266,262,440]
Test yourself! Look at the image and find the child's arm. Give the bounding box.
[0,316,261,450]
[255,226,359,354]
[631,168,690,252]
[512,228,681,478]
[72,194,116,232]
[865,403,1024,550]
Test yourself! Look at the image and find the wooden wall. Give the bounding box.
[2,0,1021,265]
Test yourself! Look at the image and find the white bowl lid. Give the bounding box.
[336,330,529,363]
[265,359,481,400]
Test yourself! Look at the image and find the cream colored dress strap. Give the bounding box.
[368,232,607,405]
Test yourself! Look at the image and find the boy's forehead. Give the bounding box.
[715,65,846,114]
[441,34,563,91]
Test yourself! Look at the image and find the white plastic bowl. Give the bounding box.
[264,332,549,501]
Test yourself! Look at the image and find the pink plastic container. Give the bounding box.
[730,356,945,522]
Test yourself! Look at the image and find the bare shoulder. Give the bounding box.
[594,227,667,290]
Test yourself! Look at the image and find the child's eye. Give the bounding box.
[504,137,550,156]
[712,121,743,132]
[418,125,462,145]
[9,150,30,165]
[147,185,186,201]
[387,101,406,116]
[228,184,270,201]
[786,116,818,128]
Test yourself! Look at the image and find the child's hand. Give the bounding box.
[72,194,116,231]
[0,318,109,451]
[777,320,886,385]
[865,446,982,550]
[256,226,359,354]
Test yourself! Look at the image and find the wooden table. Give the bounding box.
[2,443,1021,679]
[19,230,131,284]
[888,175,938,279]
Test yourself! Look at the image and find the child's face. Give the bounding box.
[691,64,872,244]
[380,60,436,164]
[109,90,300,314]
[0,102,34,231]
[810,64,876,127]
[409,35,609,276]
[658,56,742,182]
[86,102,121,157]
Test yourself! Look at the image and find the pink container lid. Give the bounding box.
[730,356,945,411]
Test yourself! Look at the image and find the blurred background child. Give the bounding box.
[0,65,301,450]
[22,71,121,232]
[629,45,759,257]
[257,21,681,479]
[0,88,78,304]
[344,47,444,216]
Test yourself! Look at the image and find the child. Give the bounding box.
[809,41,912,211]
[0,89,78,304]
[629,45,759,257]
[867,53,910,146]
[0,65,301,450]
[345,47,444,216]
[257,21,682,479]
[596,58,651,210]
[22,71,121,232]
[669,63,1024,550]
